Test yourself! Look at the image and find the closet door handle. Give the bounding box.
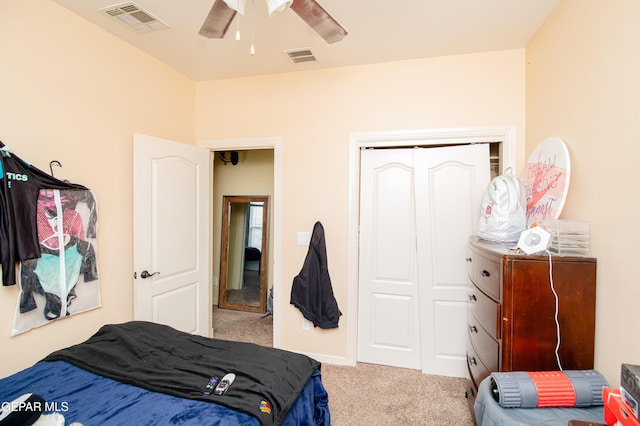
[140,270,160,279]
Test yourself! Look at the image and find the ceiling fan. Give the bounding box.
[198,0,348,44]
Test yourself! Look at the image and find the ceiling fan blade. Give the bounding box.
[290,0,347,44]
[199,0,237,39]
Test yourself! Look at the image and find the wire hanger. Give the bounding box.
[49,160,62,177]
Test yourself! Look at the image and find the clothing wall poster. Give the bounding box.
[0,142,100,335]
[12,188,99,335]
[521,137,571,227]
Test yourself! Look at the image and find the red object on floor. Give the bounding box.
[603,387,640,426]
[528,371,577,407]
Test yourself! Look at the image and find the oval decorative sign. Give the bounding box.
[521,137,571,227]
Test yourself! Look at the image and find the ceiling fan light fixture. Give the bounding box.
[266,0,293,16]
[223,0,247,15]
[199,0,347,44]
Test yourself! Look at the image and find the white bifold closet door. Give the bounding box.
[358,144,489,377]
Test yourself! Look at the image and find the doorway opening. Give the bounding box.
[200,137,282,347]
[212,150,273,313]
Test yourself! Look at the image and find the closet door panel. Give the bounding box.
[358,149,421,369]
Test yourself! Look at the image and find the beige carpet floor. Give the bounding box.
[213,306,273,346]
[212,306,475,425]
[322,362,474,425]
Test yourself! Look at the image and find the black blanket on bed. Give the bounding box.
[43,321,320,426]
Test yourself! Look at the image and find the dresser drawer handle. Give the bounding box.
[481,270,491,277]
[468,294,477,302]
[468,355,478,366]
[466,257,472,263]
[469,325,478,333]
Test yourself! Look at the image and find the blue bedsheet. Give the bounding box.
[0,361,329,425]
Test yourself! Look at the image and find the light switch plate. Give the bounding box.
[297,231,310,246]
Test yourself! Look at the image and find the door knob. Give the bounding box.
[140,270,160,279]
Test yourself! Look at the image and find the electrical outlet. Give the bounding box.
[302,318,311,330]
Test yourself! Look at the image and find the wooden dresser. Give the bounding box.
[465,236,597,404]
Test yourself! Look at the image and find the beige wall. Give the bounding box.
[196,50,527,359]
[0,0,194,376]
[527,0,640,387]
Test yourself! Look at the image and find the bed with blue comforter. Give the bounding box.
[0,321,329,425]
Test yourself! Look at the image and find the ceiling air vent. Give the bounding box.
[100,2,168,33]
[283,48,317,64]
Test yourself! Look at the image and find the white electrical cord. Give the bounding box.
[250,0,255,55]
[546,249,563,371]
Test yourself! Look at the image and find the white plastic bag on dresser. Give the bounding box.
[477,169,527,243]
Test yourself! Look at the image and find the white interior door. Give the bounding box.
[414,144,489,377]
[358,144,489,375]
[133,133,211,337]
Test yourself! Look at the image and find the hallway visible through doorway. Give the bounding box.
[213,306,273,347]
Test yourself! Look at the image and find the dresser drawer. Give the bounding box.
[469,285,500,339]
[467,335,491,388]
[469,249,501,301]
[468,314,499,372]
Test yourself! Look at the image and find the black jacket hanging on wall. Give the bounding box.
[290,221,341,329]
